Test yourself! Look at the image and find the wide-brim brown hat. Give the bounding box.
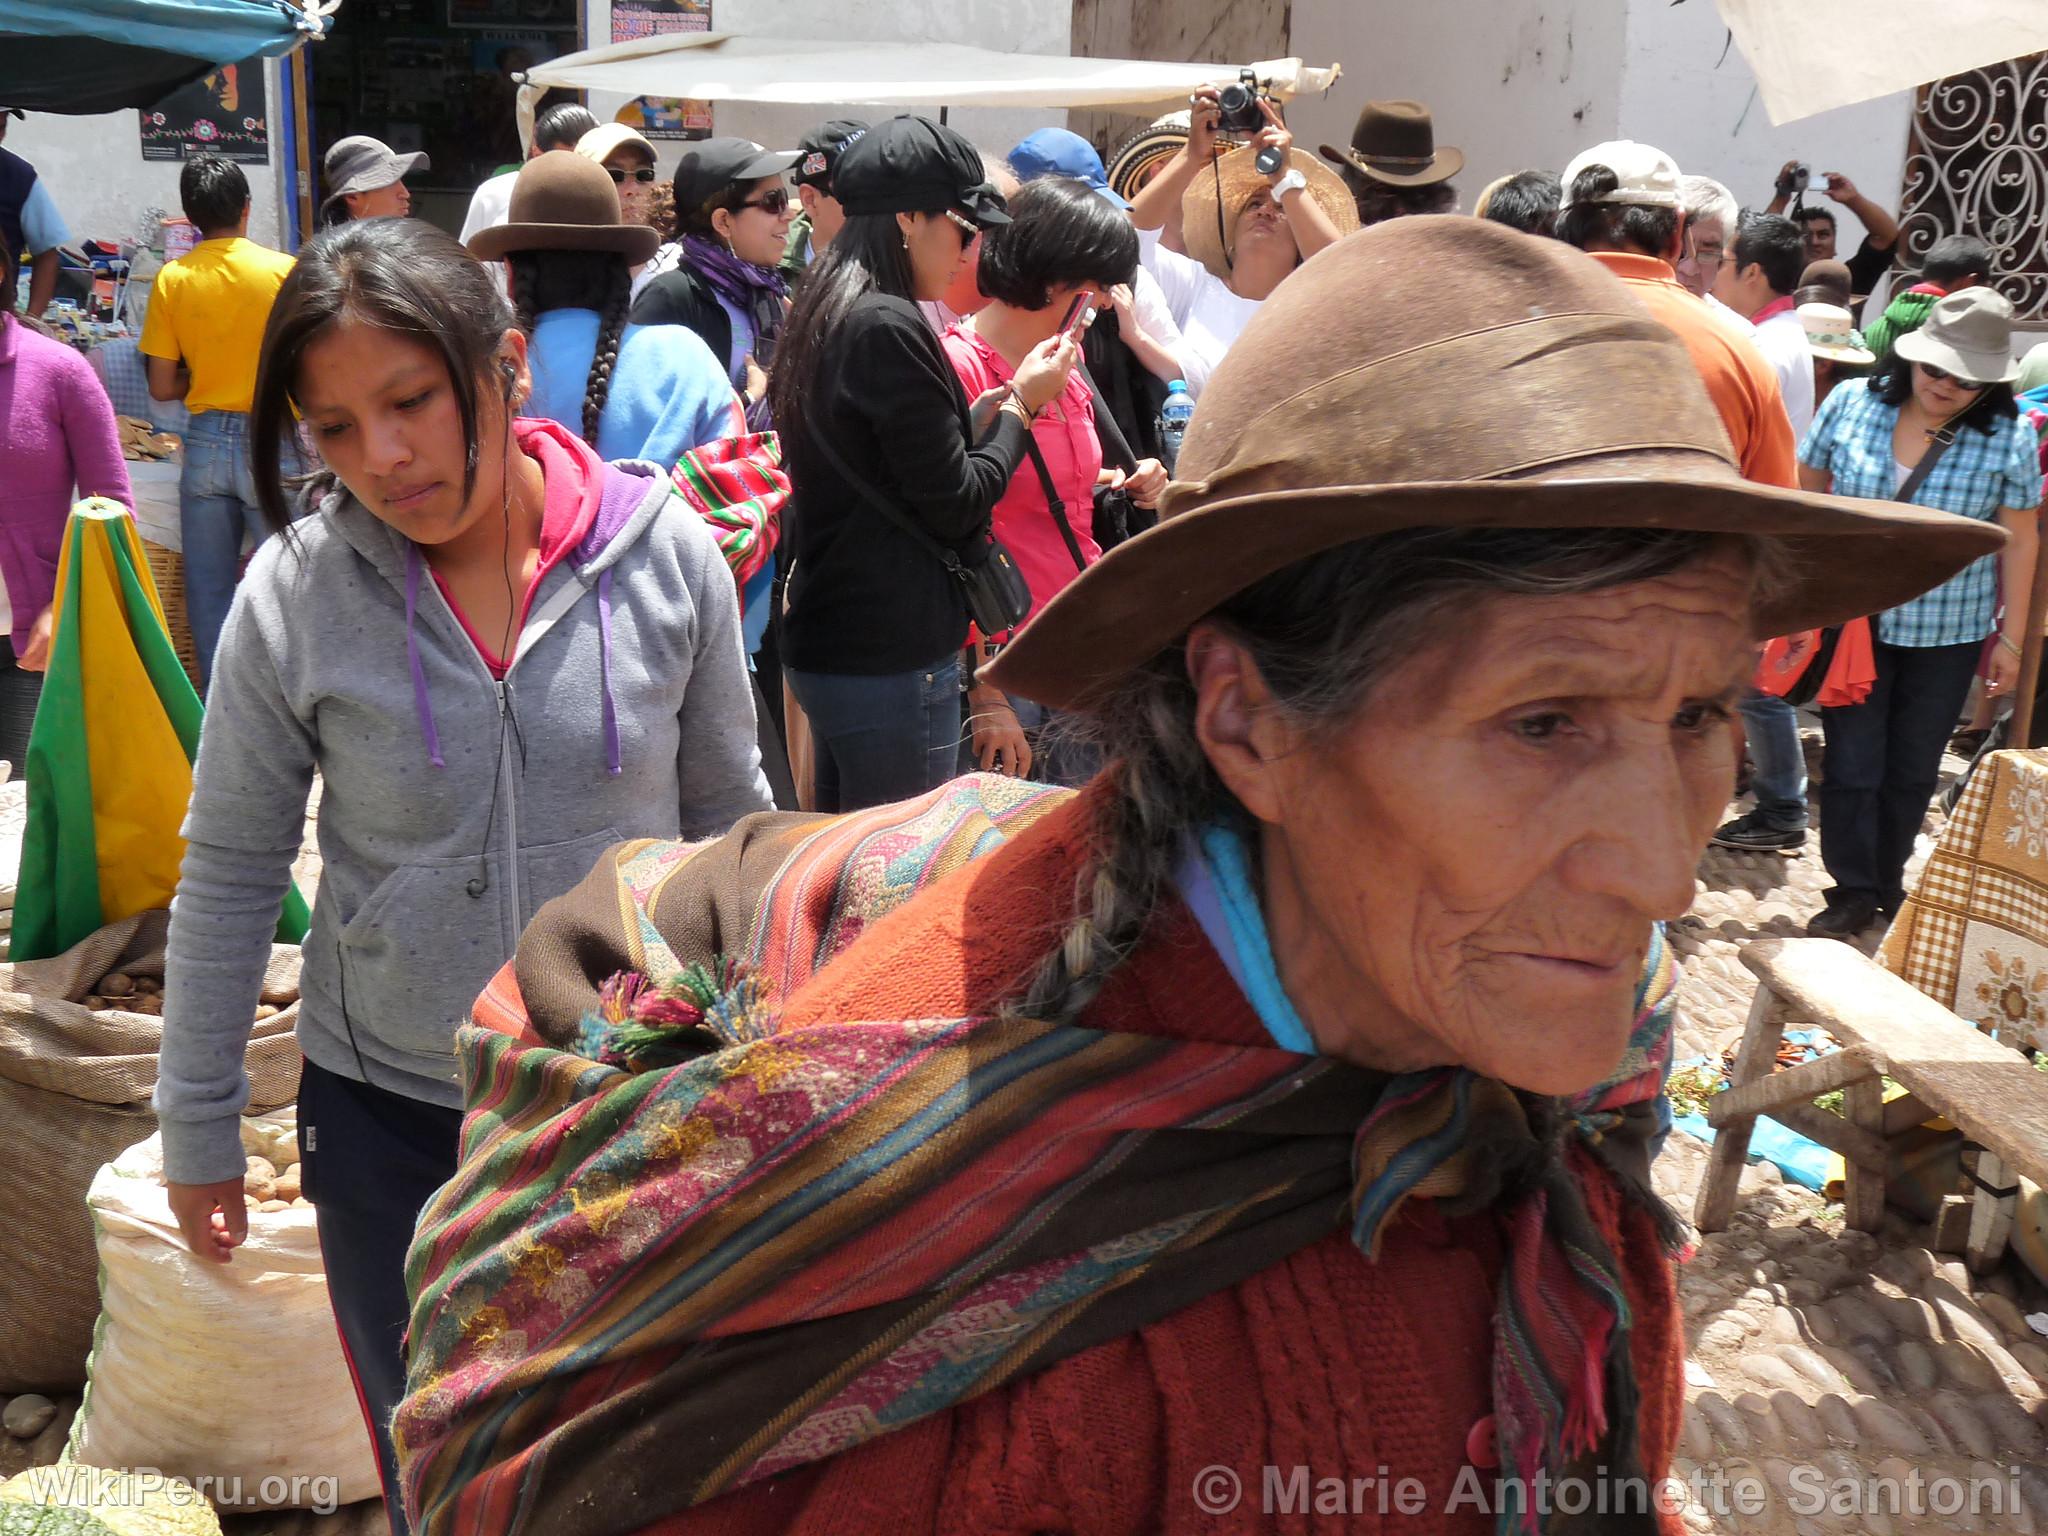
[986,219,2005,711]
[468,150,659,263]
[1182,147,1360,283]
[1320,99,1463,188]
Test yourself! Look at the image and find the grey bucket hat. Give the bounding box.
[322,135,428,216]
[1893,287,2023,386]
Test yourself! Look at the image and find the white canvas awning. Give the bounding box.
[515,33,1341,147]
[1718,0,2048,123]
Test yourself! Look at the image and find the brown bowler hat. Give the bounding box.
[468,150,659,263]
[1319,100,1463,188]
[985,219,2005,711]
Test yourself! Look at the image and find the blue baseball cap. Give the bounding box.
[1008,128,1128,209]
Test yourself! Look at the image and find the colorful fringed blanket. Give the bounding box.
[396,776,1679,1536]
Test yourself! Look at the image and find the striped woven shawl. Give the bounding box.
[395,776,1678,1536]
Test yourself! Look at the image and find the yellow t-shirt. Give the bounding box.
[138,237,296,416]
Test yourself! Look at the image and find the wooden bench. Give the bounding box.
[1694,936,2048,1272]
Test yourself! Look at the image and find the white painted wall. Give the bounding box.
[5,60,290,251]
[579,0,1072,171]
[1617,0,1911,250]
[1289,0,1625,208]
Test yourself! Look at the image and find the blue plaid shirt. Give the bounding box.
[1800,379,2043,647]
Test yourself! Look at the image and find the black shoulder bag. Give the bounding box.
[1023,434,1092,574]
[1076,360,1153,550]
[806,419,1034,636]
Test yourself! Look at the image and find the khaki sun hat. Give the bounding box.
[467,151,660,263]
[1893,287,2023,385]
[1181,146,1360,283]
[985,218,2006,712]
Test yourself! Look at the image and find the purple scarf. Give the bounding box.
[682,234,787,430]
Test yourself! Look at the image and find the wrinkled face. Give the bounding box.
[345,180,410,220]
[1230,185,1298,263]
[1216,549,1754,1096]
[1910,358,1990,418]
[1675,217,1731,298]
[296,323,527,548]
[605,147,658,224]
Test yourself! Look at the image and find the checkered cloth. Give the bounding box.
[1800,379,2041,648]
[1880,748,2048,1053]
[89,337,188,436]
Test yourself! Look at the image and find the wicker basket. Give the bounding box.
[140,538,202,690]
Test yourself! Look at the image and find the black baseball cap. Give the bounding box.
[791,119,870,191]
[671,137,801,217]
[833,115,1009,228]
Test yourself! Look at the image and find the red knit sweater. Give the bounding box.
[645,792,1684,1535]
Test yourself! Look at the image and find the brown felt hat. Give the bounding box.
[985,218,2007,711]
[1319,100,1463,188]
[467,150,659,263]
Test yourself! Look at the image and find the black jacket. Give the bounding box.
[630,264,736,376]
[781,293,1030,674]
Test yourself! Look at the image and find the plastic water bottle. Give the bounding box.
[1158,380,1194,472]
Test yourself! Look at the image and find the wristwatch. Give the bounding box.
[1271,169,1308,200]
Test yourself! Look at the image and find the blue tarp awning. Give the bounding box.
[0,0,325,115]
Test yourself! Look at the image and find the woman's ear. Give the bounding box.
[895,210,918,246]
[1187,622,1299,827]
[494,327,533,410]
[710,204,736,243]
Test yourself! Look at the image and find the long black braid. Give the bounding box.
[580,260,631,446]
[502,249,632,446]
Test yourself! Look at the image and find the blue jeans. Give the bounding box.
[788,654,963,813]
[1739,689,1808,831]
[179,410,265,687]
[1005,693,1103,788]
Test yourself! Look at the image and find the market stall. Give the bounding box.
[0,0,331,116]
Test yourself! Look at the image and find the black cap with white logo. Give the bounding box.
[791,119,870,192]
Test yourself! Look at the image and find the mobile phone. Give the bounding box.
[1057,293,1093,344]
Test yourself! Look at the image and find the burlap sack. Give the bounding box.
[0,909,301,1392]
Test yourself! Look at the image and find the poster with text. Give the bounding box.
[140,66,269,164]
[612,0,710,42]
[631,97,714,141]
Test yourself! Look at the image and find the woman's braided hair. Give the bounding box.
[998,526,1791,1031]
[506,249,633,447]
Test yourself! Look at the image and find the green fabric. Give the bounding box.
[1863,289,1940,367]
[778,211,813,285]
[14,506,309,962]
[2017,341,2048,396]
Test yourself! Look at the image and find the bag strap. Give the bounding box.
[1075,359,1139,473]
[1896,419,1959,506]
[804,417,971,581]
[1022,432,1089,574]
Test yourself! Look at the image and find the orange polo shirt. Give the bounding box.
[1587,251,1799,489]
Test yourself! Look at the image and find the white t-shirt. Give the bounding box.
[1752,306,1817,443]
[1137,227,1261,400]
[1705,292,1756,335]
[458,170,518,247]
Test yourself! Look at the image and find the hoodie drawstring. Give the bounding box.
[403,545,447,770]
[597,566,620,776]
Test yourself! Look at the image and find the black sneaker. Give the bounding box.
[1710,812,1808,853]
[1806,895,1878,939]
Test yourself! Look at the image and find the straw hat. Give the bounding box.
[985,218,2004,711]
[467,151,660,262]
[1181,146,1360,283]
[1893,288,2023,385]
[1105,112,1193,204]
[1798,304,1874,366]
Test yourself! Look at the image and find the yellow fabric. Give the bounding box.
[138,237,295,415]
[59,506,192,922]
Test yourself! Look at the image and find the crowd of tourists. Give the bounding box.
[18,78,2032,1535]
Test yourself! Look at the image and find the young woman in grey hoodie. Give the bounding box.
[153,219,773,1528]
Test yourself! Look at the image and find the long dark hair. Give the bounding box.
[507,248,632,445]
[1870,356,2017,436]
[768,210,921,450]
[250,219,513,532]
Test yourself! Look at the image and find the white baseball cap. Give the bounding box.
[1560,141,1683,209]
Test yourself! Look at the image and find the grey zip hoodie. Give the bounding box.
[155,447,773,1184]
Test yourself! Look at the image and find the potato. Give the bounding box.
[98,973,135,999]
[244,1195,261,1209]
[291,1197,312,1209]
[259,982,299,1006]
[256,1199,290,1213]
[274,1168,301,1202]
[245,1156,276,1181]
[238,1121,271,1157]
[253,1004,278,1021]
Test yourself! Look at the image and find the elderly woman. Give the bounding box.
[1124,87,1357,396]
[392,220,1994,1536]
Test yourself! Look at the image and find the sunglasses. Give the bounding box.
[1918,360,1991,392]
[738,187,792,216]
[943,208,980,249]
[607,165,657,185]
